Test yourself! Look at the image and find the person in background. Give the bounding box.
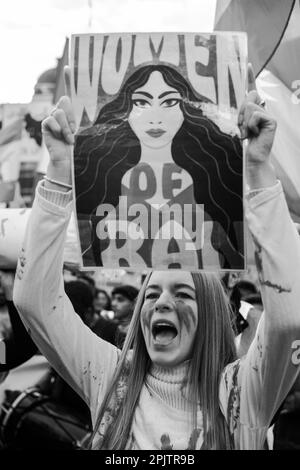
[93,285,139,349]
[64,280,95,326]
[273,374,300,450]
[93,288,113,321]
[0,271,38,374]
[90,286,116,347]
[232,280,258,299]
[230,280,258,335]
[64,280,116,346]
[243,292,263,313]
[0,280,10,340]
[77,274,96,296]
[111,285,139,347]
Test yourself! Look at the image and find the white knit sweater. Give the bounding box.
[13,180,300,449]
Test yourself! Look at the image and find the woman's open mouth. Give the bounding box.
[151,319,178,346]
[146,128,166,138]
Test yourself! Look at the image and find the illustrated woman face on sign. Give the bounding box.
[128,70,184,150]
[124,70,191,207]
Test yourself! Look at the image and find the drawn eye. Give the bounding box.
[161,98,181,108]
[133,99,151,108]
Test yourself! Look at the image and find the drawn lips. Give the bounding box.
[146,129,166,138]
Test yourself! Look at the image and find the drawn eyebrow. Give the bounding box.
[132,91,153,99]
[158,91,180,99]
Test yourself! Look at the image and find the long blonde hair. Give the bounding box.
[89,271,237,449]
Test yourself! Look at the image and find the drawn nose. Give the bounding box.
[149,120,162,125]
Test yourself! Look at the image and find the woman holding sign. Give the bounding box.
[74,65,244,269]
[13,67,300,449]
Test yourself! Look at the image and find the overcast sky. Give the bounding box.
[0,0,216,103]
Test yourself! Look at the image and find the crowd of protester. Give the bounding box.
[1,265,299,449]
[0,270,140,449]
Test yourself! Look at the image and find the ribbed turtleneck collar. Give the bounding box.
[146,361,193,411]
[149,361,190,383]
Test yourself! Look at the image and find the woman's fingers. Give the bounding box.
[42,116,63,141]
[57,95,76,133]
[238,91,262,120]
[64,66,72,99]
[247,63,256,93]
[42,96,76,145]
[43,68,75,147]
[245,103,276,136]
[51,108,74,145]
[247,110,269,137]
[240,102,263,138]
[238,93,268,139]
[238,64,264,137]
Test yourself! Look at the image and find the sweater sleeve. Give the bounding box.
[219,181,300,449]
[13,181,120,418]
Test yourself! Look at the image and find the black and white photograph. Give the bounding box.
[0,0,300,456]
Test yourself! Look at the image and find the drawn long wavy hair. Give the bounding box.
[88,271,237,450]
[74,65,244,268]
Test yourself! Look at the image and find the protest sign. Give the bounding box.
[70,32,247,270]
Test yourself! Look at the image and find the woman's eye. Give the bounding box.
[145,292,159,300]
[161,98,181,108]
[133,99,151,108]
[175,292,191,299]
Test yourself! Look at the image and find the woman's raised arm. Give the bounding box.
[220,67,300,449]
[13,87,120,418]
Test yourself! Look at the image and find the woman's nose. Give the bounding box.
[154,291,173,313]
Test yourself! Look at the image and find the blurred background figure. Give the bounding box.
[93,284,139,348]
[76,273,96,296]
[0,67,56,210]
[0,280,10,340]
[65,280,95,328]
[0,270,40,374]
[273,374,300,450]
[93,288,113,321]
[111,285,139,348]
[228,279,263,360]
[64,279,117,347]
[242,292,263,313]
[230,280,258,335]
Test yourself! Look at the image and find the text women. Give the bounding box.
[71,33,246,124]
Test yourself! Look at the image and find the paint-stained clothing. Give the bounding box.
[13,181,300,449]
